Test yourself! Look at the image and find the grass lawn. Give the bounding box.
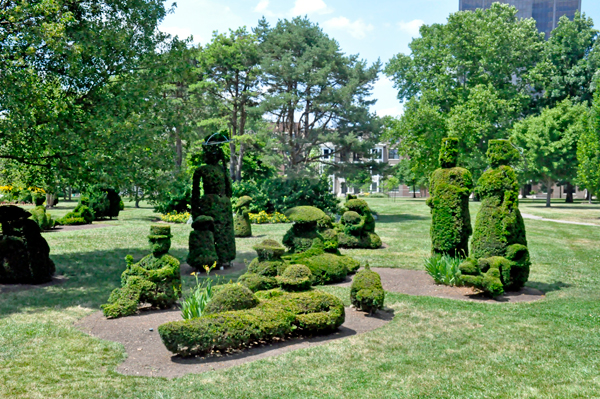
[1,198,600,398]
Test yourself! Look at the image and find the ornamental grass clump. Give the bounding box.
[424,255,463,286]
[180,263,217,320]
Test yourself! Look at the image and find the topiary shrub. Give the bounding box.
[29,206,55,231]
[0,205,55,284]
[59,201,94,225]
[102,226,181,318]
[239,239,285,292]
[187,216,218,271]
[276,264,313,291]
[158,289,344,357]
[233,195,252,237]
[238,273,278,292]
[460,256,508,297]
[426,137,473,257]
[204,284,259,314]
[253,239,286,261]
[350,264,384,314]
[337,198,381,249]
[282,206,338,253]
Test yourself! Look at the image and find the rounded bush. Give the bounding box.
[238,273,278,292]
[284,206,328,224]
[277,264,313,291]
[247,258,280,276]
[235,195,253,210]
[350,266,384,313]
[253,239,286,261]
[204,284,259,314]
[234,212,252,237]
[342,211,362,225]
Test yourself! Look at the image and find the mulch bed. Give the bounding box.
[334,268,544,303]
[75,306,394,378]
[44,224,111,233]
[0,275,68,294]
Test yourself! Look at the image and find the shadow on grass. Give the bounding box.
[377,214,429,223]
[527,281,571,294]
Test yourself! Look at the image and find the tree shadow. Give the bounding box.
[377,214,429,223]
[526,281,571,294]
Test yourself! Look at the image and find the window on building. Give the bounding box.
[371,148,383,160]
[322,148,332,160]
[341,182,347,194]
[388,148,399,159]
[371,182,378,192]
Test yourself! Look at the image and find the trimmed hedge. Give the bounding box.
[350,264,384,313]
[205,284,259,314]
[276,264,313,291]
[158,289,344,357]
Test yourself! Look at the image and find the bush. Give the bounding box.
[276,264,313,291]
[337,198,381,249]
[153,178,192,215]
[350,264,384,313]
[158,289,344,357]
[204,284,259,314]
[238,273,279,292]
[160,212,191,223]
[253,239,286,261]
[187,216,218,270]
[460,257,508,297]
[282,206,338,254]
[284,245,359,285]
[424,255,463,286]
[29,206,55,231]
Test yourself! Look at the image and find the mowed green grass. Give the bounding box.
[1,198,600,398]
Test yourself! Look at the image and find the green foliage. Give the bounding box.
[276,264,313,292]
[337,198,381,249]
[282,206,338,254]
[427,165,473,257]
[153,179,192,215]
[29,206,55,231]
[284,206,328,224]
[253,239,286,261]
[160,212,191,223]
[188,216,218,271]
[424,255,463,286]
[204,284,259,314]
[438,137,459,168]
[180,272,216,321]
[577,91,600,199]
[158,289,344,357]
[233,194,253,237]
[284,246,359,285]
[0,206,55,284]
[350,265,384,313]
[460,256,511,297]
[238,273,278,292]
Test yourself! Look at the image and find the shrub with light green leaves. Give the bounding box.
[350,264,384,313]
[424,255,463,286]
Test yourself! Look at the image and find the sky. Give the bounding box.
[160,0,600,118]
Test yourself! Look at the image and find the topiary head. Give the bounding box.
[276,264,313,291]
[148,225,172,255]
[235,196,253,210]
[439,137,459,168]
[345,199,370,215]
[204,283,259,314]
[253,239,286,261]
[202,132,229,165]
[342,211,362,225]
[284,206,328,225]
[191,215,214,231]
[486,139,520,167]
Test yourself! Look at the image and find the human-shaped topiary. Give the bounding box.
[190,135,236,267]
[461,139,530,296]
[238,239,285,292]
[337,196,382,249]
[0,205,55,284]
[233,195,252,237]
[426,137,474,257]
[282,206,338,253]
[350,263,384,314]
[187,216,218,270]
[102,225,181,318]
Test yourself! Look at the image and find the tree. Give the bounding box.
[0,0,169,176]
[197,28,261,181]
[255,17,381,174]
[577,92,600,203]
[512,99,588,207]
[530,12,600,108]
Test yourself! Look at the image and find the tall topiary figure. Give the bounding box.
[190,134,236,268]
[233,195,252,237]
[102,225,181,318]
[0,205,55,284]
[462,140,530,296]
[426,137,473,257]
[337,196,382,249]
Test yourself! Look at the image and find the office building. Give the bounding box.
[459,0,582,37]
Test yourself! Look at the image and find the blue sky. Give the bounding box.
[160,0,600,117]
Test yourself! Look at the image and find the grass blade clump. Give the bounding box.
[424,255,463,286]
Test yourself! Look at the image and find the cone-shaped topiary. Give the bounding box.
[427,137,473,257]
[233,195,252,237]
[0,205,55,284]
[102,226,181,318]
[190,137,236,267]
[276,264,313,291]
[350,263,384,313]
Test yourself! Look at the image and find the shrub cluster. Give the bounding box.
[350,264,384,313]
[29,206,56,231]
[337,197,382,249]
[158,289,344,357]
[0,205,55,284]
[282,206,338,253]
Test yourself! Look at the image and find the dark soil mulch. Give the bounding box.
[44,224,111,233]
[335,268,544,303]
[0,275,68,294]
[75,306,394,378]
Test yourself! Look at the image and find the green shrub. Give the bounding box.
[187,216,218,270]
[284,248,359,285]
[253,239,286,261]
[460,256,508,297]
[282,206,337,253]
[276,264,313,291]
[233,196,252,237]
[337,198,381,249]
[424,255,463,286]
[59,203,94,225]
[438,136,460,168]
[29,206,55,231]
[350,264,384,313]
[204,284,259,314]
[159,289,344,357]
[238,273,278,292]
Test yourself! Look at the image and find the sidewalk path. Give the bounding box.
[521,213,599,227]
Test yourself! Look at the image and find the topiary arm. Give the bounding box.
[191,168,203,220]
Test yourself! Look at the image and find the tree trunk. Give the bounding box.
[229,140,237,181]
[588,190,593,204]
[565,182,574,203]
[135,187,140,208]
[545,179,553,207]
[68,186,72,201]
[412,184,416,198]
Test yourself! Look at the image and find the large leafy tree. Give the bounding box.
[512,99,588,207]
[577,92,600,203]
[0,0,168,177]
[255,17,381,174]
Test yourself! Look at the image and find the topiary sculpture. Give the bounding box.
[233,195,252,237]
[337,197,382,249]
[102,225,181,318]
[204,283,259,314]
[238,239,285,292]
[276,264,313,291]
[29,206,56,231]
[158,288,345,357]
[190,134,236,268]
[282,206,338,253]
[0,205,55,284]
[426,137,474,257]
[350,263,384,314]
[187,216,218,270]
[461,139,531,297]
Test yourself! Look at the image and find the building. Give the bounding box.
[459,0,582,37]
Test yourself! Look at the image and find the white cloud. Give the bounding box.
[397,19,424,37]
[255,0,269,12]
[291,0,331,16]
[324,17,374,39]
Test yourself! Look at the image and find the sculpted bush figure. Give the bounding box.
[189,136,236,268]
[427,137,473,257]
[233,195,252,237]
[337,196,382,249]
